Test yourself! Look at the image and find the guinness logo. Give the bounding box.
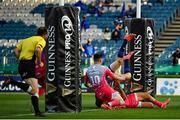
[61,15,74,35]
[46,83,57,94]
[147,26,154,40]
[130,82,143,92]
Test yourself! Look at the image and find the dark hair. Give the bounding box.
[114,19,123,26]
[37,27,47,36]
[93,52,103,62]
[83,15,87,20]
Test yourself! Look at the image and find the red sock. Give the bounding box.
[108,100,120,107]
[153,100,163,108]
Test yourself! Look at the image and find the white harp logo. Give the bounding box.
[61,15,74,35]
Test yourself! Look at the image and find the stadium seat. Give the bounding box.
[156,37,180,65]
[1,0,180,74]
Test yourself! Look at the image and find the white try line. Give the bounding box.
[0,109,99,118]
[0,113,33,118]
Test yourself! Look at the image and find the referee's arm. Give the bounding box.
[35,46,43,66]
[14,40,22,59]
[14,47,21,59]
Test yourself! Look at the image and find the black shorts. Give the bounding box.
[18,60,35,80]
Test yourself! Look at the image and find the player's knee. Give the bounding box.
[125,73,131,81]
[117,58,123,64]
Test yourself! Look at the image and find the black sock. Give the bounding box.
[31,96,41,114]
[10,79,30,92]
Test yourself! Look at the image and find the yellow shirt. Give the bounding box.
[16,36,46,60]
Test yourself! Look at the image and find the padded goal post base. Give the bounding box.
[45,6,81,112]
[124,18,156,96]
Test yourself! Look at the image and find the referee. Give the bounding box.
[2,27,47,117]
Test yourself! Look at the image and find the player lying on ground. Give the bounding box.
[84,34,136,109]
[122,91,170,109]
[100,87,170,109]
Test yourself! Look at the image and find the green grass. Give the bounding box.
[0,93,180,119]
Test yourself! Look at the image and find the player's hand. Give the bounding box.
[39,62,44,67]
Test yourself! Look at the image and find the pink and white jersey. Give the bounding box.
[85,64,114,92]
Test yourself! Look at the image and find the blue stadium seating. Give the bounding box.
[156,37,180,65]
[141,1,180,35]
[0,21,37,39]
[1,0,180,74]
[89,39,123,66]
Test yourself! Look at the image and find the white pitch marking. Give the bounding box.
[0,109,100,118]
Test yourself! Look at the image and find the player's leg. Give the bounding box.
[109,52,134,75]
[25,78,39,94]
[122,51,135,81]
[136,92,170,108]
[110,34,136,72]
[100,87,125,109]
[116,34,135,81]
[139,102,154,108]
[113,52,134,93]
[117,34,136,58]
[111,46,134,90]
[101,96,125,109]
[125,93,153,108]
[96,89,125,108]
[2,77,32,93]
[2,61,36,94]
[103,92,125,109]
[2,77,44,116]
[25,78,44,116]
[117,87,127,100]
[38,77,46,96]
[95,95,103,108]
[109,58,123,73]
